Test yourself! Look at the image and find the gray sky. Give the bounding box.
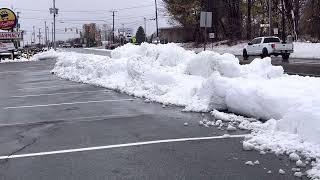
[1,0,170,43]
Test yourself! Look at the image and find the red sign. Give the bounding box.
[0,32,22,40]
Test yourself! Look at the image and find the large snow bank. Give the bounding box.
[52,43,320,178]
[291,42,320,59]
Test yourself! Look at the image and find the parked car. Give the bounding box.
[61,43,72,48]
[105,43,120,50]
[243,36,294,60]
[73,44,83,48]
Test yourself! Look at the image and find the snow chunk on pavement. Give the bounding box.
[294,172,303,177]
[279,169,285,174]
[289,153,300,161]
[245,161,254,166]
[243,141,255,151]
[227,124,237,131]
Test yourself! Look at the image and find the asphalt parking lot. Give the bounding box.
[0,58,309,180]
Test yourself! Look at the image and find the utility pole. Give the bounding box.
[269,0,272,36]
[33,26,36,44]
[38,28,41,45]
[50,0,58,50]
[144,17,147,42]
[44,21,48,48]
[51,22,54,47]
[155,0,159,39]
[111,11,117,43]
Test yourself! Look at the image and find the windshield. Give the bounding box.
[264,38,280,43]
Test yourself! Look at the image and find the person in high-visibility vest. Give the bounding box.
[131,36,137,44]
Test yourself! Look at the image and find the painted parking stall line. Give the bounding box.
[4,99,135,110]
[0,113,147,127]
[0,134,249,160]
[11,89,109,98]
[17,84,86,91]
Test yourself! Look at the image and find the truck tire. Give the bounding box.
[243,49,249,60]
[282,54,290,61]
[261,48,269,58]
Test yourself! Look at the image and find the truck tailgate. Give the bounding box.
[275,43,293,51]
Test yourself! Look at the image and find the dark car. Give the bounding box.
[73,44,83,48]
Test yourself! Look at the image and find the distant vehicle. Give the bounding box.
[243,36,294,60]
[61,43,72,48]
[105,43,120,50]
[73,44,83,48]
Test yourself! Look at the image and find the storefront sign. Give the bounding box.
[0,31,22,40]
[0,8,17,30]
[0,42,15,52]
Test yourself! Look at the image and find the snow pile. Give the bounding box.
[0,57,34,63]
[291,42,320,59]
[30,49,59,61]
[52,43,320,178]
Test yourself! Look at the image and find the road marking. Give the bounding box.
[4,99,135,110]
[0,113,146,127]
[0,134,248,160]
[11,90,109,98]
[0,68,39,74]
[17,84,86,91]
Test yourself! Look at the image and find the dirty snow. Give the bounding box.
[50,43,320,179]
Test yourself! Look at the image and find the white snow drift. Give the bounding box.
[51,43,320,179]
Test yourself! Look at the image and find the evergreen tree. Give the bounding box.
[135,26,146,44]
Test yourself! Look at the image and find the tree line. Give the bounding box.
[163,0,320,42]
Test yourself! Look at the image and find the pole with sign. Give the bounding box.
[0,8,18,59]
[200,11,212,51]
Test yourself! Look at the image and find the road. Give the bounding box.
[0,51,309,180]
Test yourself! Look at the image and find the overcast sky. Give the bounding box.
[1,0,170,43]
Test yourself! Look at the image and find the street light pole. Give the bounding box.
[144,17,147,42]
[45,21,48,48]
[111,11,117,43]
[155,0,159,39]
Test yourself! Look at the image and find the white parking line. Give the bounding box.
[11,90,109,98]
[0,134,248,160]
[17,84,86,91]
[4,99,135,110]
[0,68,39,74]
[0,113,146,127]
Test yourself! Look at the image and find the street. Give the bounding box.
[0,55,308,180]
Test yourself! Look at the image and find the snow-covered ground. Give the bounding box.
[186,42,320,59]
[51,43,320,179]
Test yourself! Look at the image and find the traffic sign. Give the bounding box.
[200,11,212,28]
[209,33,215,39]
[260,24,270,28]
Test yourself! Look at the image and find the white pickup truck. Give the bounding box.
[243,36,294,60]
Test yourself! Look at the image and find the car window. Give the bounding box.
[263,38,280,43]
[250,38,262,44]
